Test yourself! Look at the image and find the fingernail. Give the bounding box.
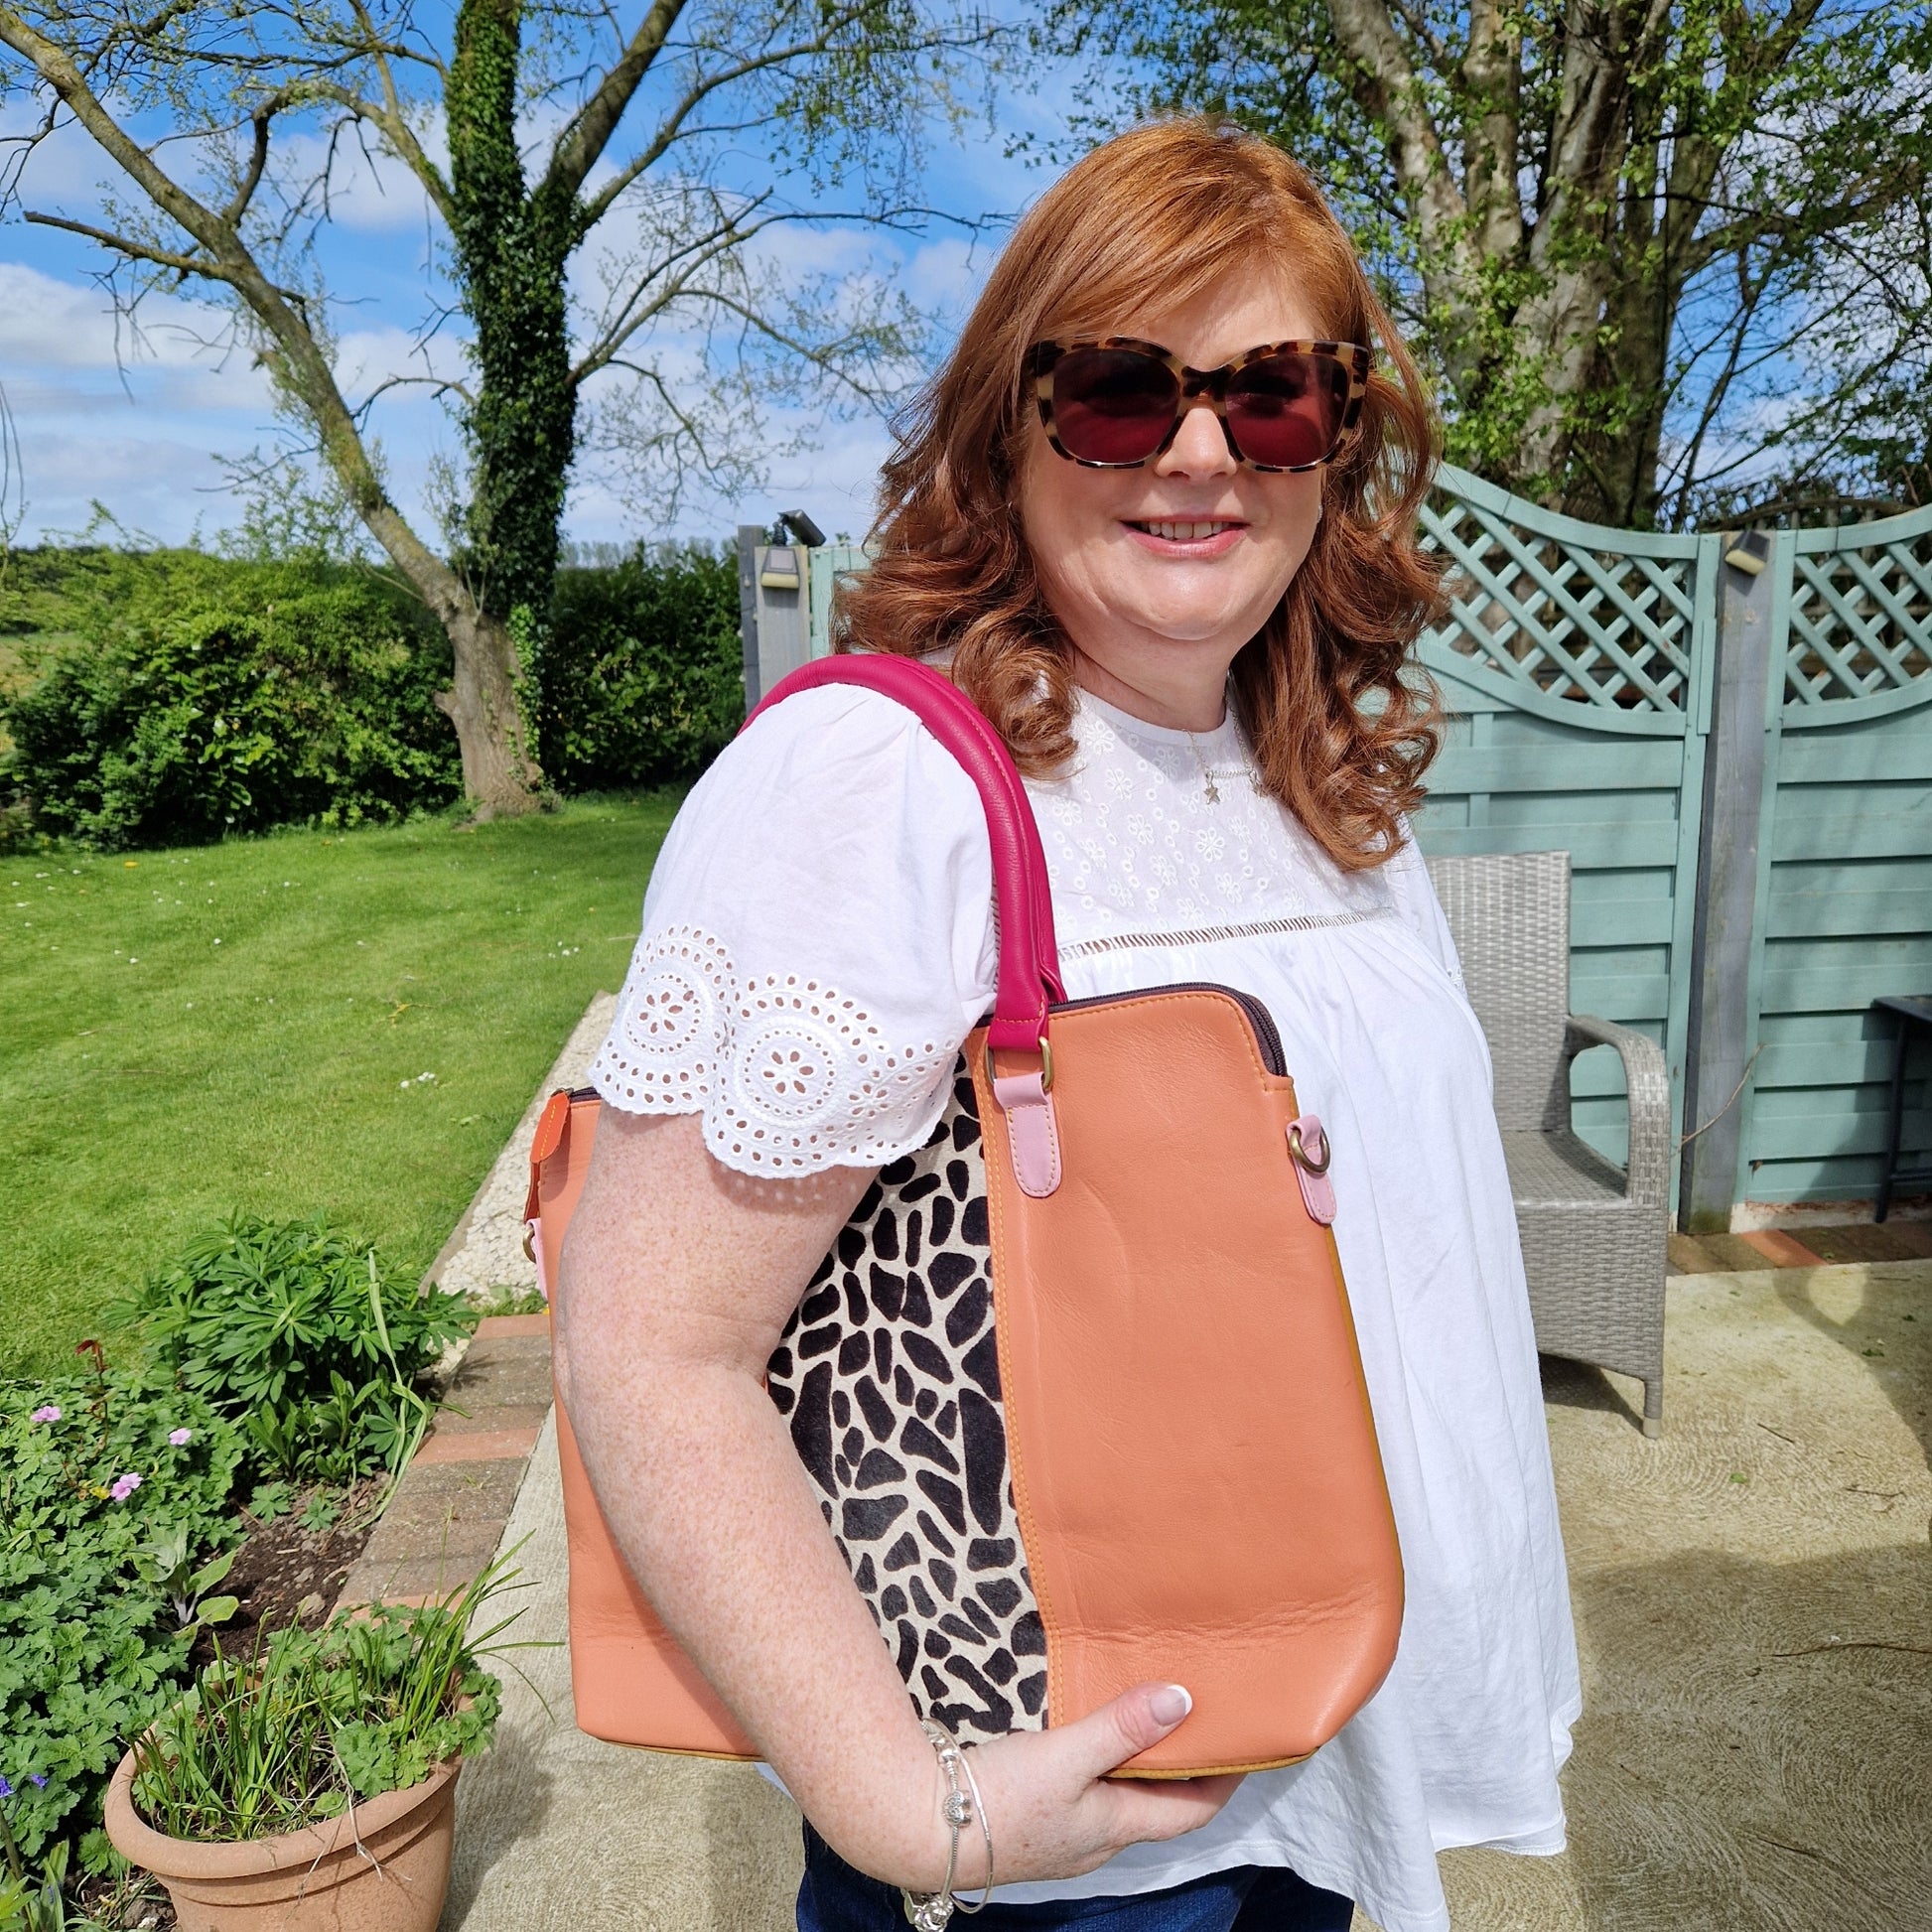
[1149,1685,1191,1726]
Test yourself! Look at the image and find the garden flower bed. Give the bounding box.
[0,1214,498,1923]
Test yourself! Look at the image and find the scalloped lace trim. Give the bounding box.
[588,923,957,1174]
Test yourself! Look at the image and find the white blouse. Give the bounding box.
[590,680,1581,1932]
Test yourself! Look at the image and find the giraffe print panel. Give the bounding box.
[763,1061,1046,1741]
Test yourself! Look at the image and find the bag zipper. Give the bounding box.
[1045,982,1286,1077]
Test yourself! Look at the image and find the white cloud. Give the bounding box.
[0,47,1071,553]
[0,263,256,380]
[0,260,466,545]
[268,123,446,236]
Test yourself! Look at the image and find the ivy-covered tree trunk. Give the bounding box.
[449,0,578,635]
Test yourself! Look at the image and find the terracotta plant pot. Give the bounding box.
[104,1744,461,1932]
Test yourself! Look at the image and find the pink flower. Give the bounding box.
[31,1405,62,1424]
[110,1472,142,1501]
[168,1428,193,1447]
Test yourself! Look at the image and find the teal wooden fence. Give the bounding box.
[1406,472,1719,1180]
[796,465,1932,1219]
[1735,511,1932,1207]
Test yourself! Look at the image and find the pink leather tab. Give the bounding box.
[526,1219,550,1302]
[1287,1116,1335,1225]
[744,655,1063,1055]
[992,1070,1063,1198]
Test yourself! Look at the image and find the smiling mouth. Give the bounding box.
[1127,519,1244,542]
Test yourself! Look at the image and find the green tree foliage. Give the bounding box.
[0,1,994,815]
[536,543,744,793]
[1040,0,1932,526]
[0,558,459,848]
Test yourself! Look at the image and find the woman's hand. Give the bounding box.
[883,1683,1243,1892]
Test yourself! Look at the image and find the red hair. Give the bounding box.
[836,117,1447,869]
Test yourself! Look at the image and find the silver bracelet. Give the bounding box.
[901,1719,996,1928]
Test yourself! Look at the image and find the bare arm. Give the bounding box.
[554,1108,1241,1889]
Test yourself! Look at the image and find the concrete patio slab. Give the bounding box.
[1441,1258,1930,1929]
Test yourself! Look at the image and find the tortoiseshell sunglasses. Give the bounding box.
[1029,337,1372,473]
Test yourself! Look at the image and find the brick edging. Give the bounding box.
[335,1313,552,1611]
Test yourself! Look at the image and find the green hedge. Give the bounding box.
[0,541,745,849]
[0,553,459,849]
[534,542,744,793]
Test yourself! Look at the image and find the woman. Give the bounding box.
[556,118,1579,1932]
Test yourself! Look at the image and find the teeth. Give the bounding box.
[1141,521,1235,541]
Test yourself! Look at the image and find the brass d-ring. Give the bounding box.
[1289,1122,1330,1175]
[985,1035,1053,1093]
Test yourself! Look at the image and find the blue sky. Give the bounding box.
[0,31,1064,550]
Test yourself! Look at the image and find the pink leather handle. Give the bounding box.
[743,655,1064,1053]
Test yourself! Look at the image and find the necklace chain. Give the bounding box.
[1185,731,1223,806]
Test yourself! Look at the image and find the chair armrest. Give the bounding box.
[1563,1015,1672,1209]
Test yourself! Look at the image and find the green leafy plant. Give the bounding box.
[140,1527,239,1634]
[120,1216,475,1486]
[468,1284,548,1319]
[0,1830,80,1932]
[296,1490,340,1535]
[0,1370,243,1866]
[131,1559,522,1844]
[244,1482,293,1525]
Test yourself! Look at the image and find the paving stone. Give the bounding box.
[1736,1227,1824,1266]
[1797,1221,1932,1264]
[446,1342,554,1410]
[414,1428,541,1466]
[1683,1231,1797,1272]
[1666,1232,1727,1275]
[339,1550,487,1607]
[476,1313,549,1339]
[433,1402,552,1438]
[361,1458,528,1546]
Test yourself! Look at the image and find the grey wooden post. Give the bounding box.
[752,544,811,696]
[736,523,764,707]
[1679,532,1779,1231]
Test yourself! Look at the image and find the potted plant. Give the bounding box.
[104,1561,520,1932]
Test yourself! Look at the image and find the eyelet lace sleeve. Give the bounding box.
[587,682,999,1176]
[589,923,961,1173]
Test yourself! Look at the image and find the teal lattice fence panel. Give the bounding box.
[1409,469,1719,1181]
[1736,508,1932,1207]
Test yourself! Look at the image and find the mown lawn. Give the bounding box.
[1,797,676,1378]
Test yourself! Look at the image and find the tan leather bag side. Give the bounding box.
[530,1090,759,1757]
[972,993,1404,1779]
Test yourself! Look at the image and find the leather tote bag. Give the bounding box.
[523,655,1403,1778]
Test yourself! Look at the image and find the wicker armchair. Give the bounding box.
[1424,851,1672,1436]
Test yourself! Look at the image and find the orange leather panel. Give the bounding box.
[532,1092,599,1299]
[554,1400,759,1757]
[538,1091,759,1757]
[973,993,1403,1778]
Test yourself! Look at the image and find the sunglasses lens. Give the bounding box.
[1225,352,1352,469]
[1050,347,1179,465]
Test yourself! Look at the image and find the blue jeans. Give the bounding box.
[796,1825,1355,1931]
